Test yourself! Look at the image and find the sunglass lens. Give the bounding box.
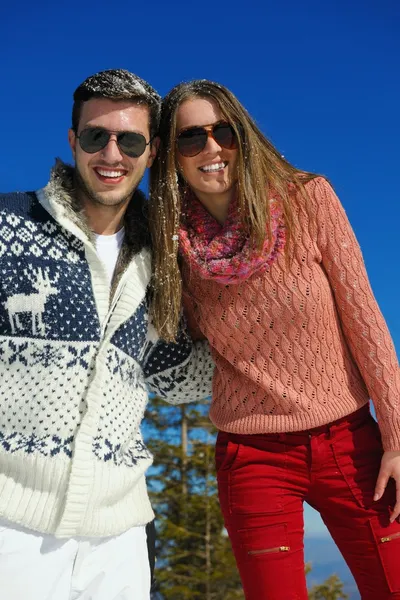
[118,132,147,158]
[79,128,109,153]
[177,128,208,157]
[213,123,237,149]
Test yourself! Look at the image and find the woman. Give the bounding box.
[149,80,400,599]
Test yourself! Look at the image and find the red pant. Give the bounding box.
[216,406,400,599]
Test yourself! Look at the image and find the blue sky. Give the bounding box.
[3,0,399,550]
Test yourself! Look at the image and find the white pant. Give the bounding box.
[0,519,151,600]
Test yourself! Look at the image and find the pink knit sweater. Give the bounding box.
[182,177,400,451]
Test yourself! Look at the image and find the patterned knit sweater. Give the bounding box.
[0,162,213,538]
[182,177,400,451]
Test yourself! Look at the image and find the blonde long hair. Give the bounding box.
[149,80,318,342]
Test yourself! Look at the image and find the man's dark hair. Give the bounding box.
[72,69,161,138]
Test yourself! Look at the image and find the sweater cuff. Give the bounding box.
[379,413,400,452]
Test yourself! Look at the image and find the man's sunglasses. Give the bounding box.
[77,127,152,158]
[176,121,239,157]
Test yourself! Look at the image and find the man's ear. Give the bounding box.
[147,136,160,167]
[68,129,77,159]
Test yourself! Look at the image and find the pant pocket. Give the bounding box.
[228,447,285,515]
[331,419,383,510]
[369,515,400,592]
[238,522,291,557]
[229,521,308,600]
[215,438,242,472]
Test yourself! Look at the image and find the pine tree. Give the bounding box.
[144,397,243,600]
[306,564,349,599]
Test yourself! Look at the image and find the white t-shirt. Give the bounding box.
[95,227,125,285]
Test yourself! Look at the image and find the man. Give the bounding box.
[0,69,213,599]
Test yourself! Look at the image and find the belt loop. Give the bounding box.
[327,422,335,440]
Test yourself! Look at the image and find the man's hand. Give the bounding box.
[374,451,400,522]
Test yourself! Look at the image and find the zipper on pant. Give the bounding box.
[380,532,400,543]
[248,545,290,556]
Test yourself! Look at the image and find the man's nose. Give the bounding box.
[100,134,124,162]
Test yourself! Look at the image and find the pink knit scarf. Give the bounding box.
[179,192,286,284]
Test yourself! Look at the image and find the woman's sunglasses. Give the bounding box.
[176,121,239,157]
[77,127,152,158]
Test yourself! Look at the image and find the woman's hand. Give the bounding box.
[374,451,400,522]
